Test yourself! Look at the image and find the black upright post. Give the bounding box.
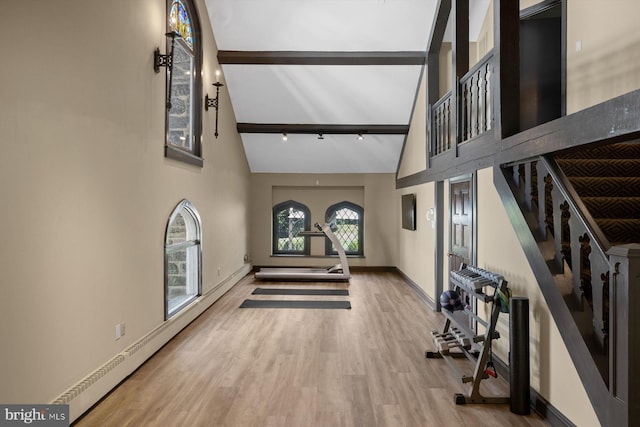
[510,297,530,414]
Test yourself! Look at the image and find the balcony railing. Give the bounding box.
[460,51,493,141]
[431,91,452,156]
[430,50,494,159]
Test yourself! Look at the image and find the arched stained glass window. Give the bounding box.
[164,0,202,166]
[169,0,194,50]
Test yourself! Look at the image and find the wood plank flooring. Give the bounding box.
[74,272,549,426]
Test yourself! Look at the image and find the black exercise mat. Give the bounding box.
[252,288,349,296]
[239,299,351,309]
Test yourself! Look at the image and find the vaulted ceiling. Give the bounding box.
[203,0,489,173]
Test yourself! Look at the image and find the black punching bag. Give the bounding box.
[510,297,530,414]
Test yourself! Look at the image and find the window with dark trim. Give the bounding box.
[272,201,311,255]
[165,199,202,319]
[325,201,364,256]
[164,0,203,167]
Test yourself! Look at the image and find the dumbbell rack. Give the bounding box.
[426,264,510,405]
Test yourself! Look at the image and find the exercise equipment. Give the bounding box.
[440,289,463,311]
[426,263,511,405]
[254,222,350,281]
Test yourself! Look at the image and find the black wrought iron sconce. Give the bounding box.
[154,31,180,110]
[205,72,224,138]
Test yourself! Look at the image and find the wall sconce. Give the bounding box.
[205,71,224,138]
[154,32,180,110]
[426,207,436,229]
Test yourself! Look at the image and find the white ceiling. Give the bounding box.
[203,0,489,173]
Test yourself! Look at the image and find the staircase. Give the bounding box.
[495,140,640,426]
[556,142,640,247]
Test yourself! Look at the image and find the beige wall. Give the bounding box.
[396,183,437,300]
[439,42,453,98]
[566,0,640,114]
[477,0,494,60]
[397,68,427,179]
[393,167,599,426]
[251,174,398,267]
[520,0,544,10]
[0,0,250,409]
[475,168,598,427]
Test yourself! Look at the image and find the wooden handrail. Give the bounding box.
[460,50,494,84]
[540,155,610,260]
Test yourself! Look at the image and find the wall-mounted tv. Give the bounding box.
[401,193,416,230]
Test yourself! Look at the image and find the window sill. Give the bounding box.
[270,254,365,259]
[165,145,204,167]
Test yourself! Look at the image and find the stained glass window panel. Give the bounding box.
[170,0,194,50]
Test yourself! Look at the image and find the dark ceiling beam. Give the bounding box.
[218,51,426,66]
[427,0,452,55]
[237,123,409,135]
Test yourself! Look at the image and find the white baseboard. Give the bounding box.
[54,264,252,422]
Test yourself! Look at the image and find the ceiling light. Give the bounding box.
[357,133,364,140]
[318,133,324,140]
[282,132,288,141]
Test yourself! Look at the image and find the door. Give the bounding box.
[450,176,474,270]
[449,175,476,329]
[520,2,563,130]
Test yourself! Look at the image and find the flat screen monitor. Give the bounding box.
[402,193,416,230]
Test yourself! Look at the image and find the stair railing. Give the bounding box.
[500,155,640,426]
[502,156,610,380]
[538,156,610,351]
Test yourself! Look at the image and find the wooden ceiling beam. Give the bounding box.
[237,123,409,135]
[218,51,426,66]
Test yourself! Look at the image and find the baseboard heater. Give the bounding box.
[52,264,252,423]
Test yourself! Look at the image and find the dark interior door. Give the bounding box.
[450,178,473,270]
[520,6,562,131]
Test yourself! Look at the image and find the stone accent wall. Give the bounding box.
[168,43,193,150]
[167,214,187,297]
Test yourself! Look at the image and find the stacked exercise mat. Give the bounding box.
[239,287,351,309]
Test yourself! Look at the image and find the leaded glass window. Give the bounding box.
[325,201,364,256]
[164,0,203,166]
[273,201,311,255]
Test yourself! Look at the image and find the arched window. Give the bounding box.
[325,201,364,256]
[165,0,203,166]
[272,201,311,255]
[165,199,202,319]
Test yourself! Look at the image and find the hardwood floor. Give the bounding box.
[74,272,549,426]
